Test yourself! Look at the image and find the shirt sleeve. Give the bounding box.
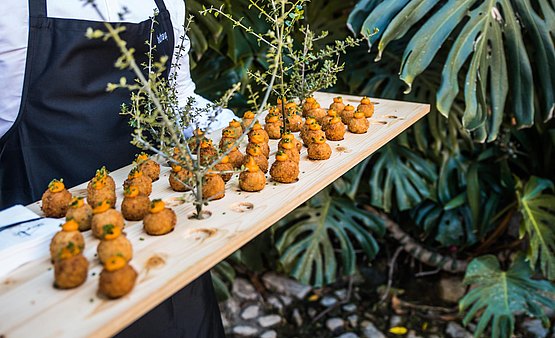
[166,0,236,132]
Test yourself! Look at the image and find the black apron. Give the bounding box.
[0,0,224,336]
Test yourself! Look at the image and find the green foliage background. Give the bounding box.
[187,0,555,336]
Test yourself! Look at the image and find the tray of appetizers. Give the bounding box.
[0,92,429,338]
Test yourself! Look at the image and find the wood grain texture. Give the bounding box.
[0,92,429,338]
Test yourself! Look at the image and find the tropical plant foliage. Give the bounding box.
[347,0,555,142]
[275,188,384,287]
[189,0,555,334]
[460,255,555,338]
[517,176,555,280]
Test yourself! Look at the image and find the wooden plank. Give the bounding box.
[0,92,429,338]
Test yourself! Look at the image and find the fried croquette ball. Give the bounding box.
[322,110,338,131]
[278,139,300,163]
[143,200,177,236]
[286,112,303,132]
[243,145,269,173]
[242,110,256,130]
[91,204,125,239]
[280,131,302,152]
[330,96,345,114]
[265,116,282,140]
[41,179,72,218]
[121,186,150,221]
[302,124,325,147]
[340,104,355,125]
[348,112,370,134]
[54,254,88,289]
[307,103,327,124]
[214,156,234,182]
[199,139,218,165]
[239,157,266,192]
[219,128,237,149]
[168,164,192,192]
[202,172,225,200]
[50,219,85,262]
[357,96,374,118]
[123,168,152,196]
[222,143,245,169]
[302,97,317,117]
[248,130,270,158]
[87,180,116,209]
[87,166,116,193]
[228,119,243,138]
[326,117,346,141]
[65,197,93,232]
[187,129,207,154]
[270,152,299,183]
[97,230,133,264]
[308,136,332,160]
[136,153,161,182]
[99,256,137,299]
[248,121,269,143]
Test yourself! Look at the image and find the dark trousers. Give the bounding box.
[116,272,225,338]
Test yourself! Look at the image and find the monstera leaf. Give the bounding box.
[276,189,385,287]
[517,176,555,280]
[370,143,437,212]
[460,255,555,338]
[347,0,555,141]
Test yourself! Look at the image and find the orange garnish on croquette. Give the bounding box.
[252,122,263,130]
[344,104,355,111]
[150,199,165,214]
[244,111,255,119]
[128,168,143,180]
[221,156,230,164]
[311,102,321,109]
[267,115,279,123]
[305,117,316,125]
[104,256,126,272]
[62,219,79,232]
[222,129,234,137]
[250,134,265,144]
[171,164,182,173]
[333,97,343,103]
[59,242,80,260]
[354,112,365,119]
[330,117,342,125]
[93,200,111,214]
[136,153,149,162]
[48,179,65,193]
[92,177,106,190]
[102,224,121,240]
[95,166,110,179]
[361,97,371,105]
[305,97,315,104]
[230,120,241,128]
[327,109,337,117]
[313,136,326,144]
[276,151,288,162]
[124,186,140,198]
[70,197,84,208]
[309,123,322,131]
[282,133,294,141]
[200,140,212,149]
[245,157,260,172]
[281,140,294,150]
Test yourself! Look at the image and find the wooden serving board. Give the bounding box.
[0,92,429,338]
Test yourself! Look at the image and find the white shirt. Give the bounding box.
[0,0,234,138]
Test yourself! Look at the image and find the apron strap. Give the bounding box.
[29,0,47,18]
[154,0,169,13]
